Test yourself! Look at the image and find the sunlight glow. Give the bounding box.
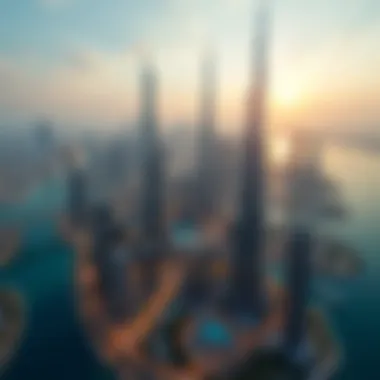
[274,86,301,107]
[271,137,291,165]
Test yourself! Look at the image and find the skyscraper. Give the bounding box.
[139,64,165,249]
[67,167,88,227]
[283,130,317,360]
[91,203,114,287]
[138,63,166,299]
[89,203,134,322]
[229,3,270,319]
[196,50,218,217]
[104,137,129,187]
[284,228,312,358]
[102,226,133,323]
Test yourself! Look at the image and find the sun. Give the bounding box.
[274,86,301,108]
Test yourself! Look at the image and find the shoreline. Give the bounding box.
[70,222,341,379]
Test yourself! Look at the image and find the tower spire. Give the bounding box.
[229,2,271,318]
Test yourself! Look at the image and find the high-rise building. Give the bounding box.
[229,3,270,319]
[283,130,317,361]
[91,204,114,290]
[101,226,133,323]
[67,167,88,227]
[90,203,134,322]
[138,64,166,301]
[103,136,129,187]
[139,64,165,249]
[283,228,312,358]
[196,50,218,217]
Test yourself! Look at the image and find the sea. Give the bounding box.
[0,143,379,380]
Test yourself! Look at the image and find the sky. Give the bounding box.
[0,0,379,136]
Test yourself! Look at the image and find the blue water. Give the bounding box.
[1,145,379,380]
[323,146,380,379]
[0,178,114,380]
[195,318,233,348]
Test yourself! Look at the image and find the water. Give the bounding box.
[0,178,114,380]
[322,145,380,379]
[0,144,379,379]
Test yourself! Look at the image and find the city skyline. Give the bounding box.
[0,0,379,136]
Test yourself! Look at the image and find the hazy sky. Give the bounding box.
[0,0,379,135]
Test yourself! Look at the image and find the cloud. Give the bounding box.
[0,2,380,134]
[0,50,139,128]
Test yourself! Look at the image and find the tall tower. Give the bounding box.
[66,145,88,228]
[196,50,217,217]
[139,64,165,249]
[103,226,133,323]
[67,168,87,226]
[283,130,317,359]
[91,203,114,294]
[91,204,113,264]
[139,63,165,300]
[90,206,134,322]
[229,3,270,319]
[284,228,312,358]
